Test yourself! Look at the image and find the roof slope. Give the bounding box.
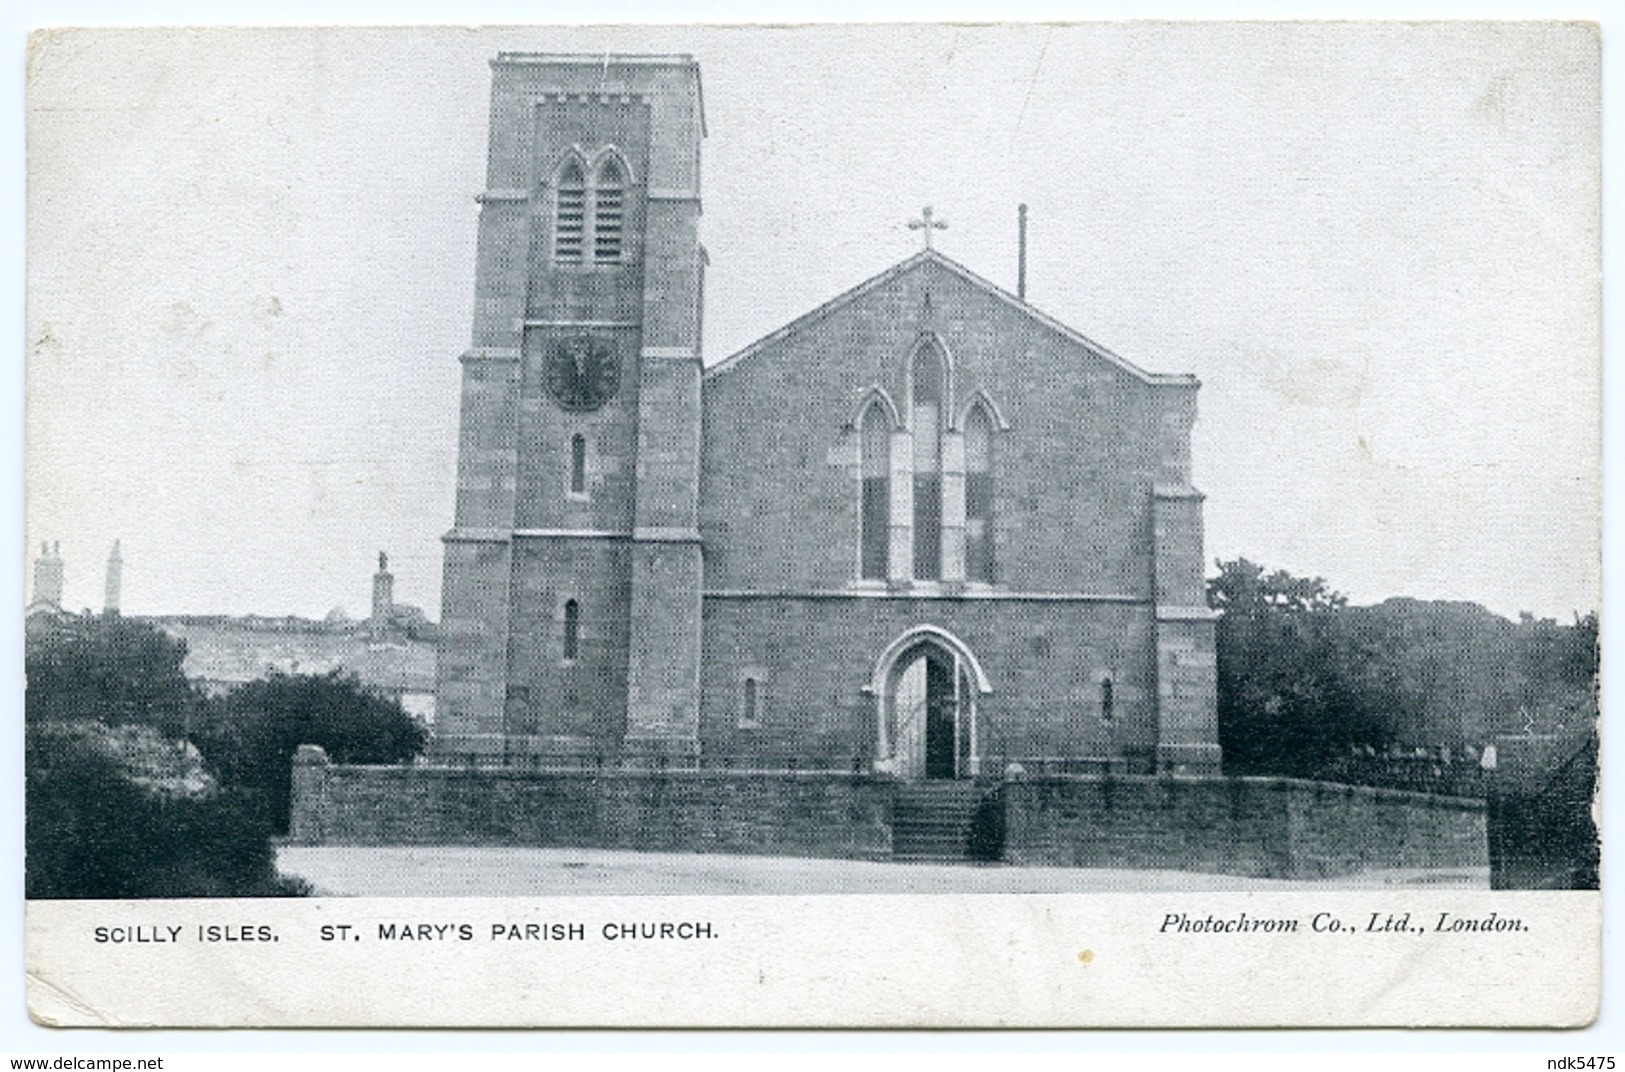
[704,248,1197,387]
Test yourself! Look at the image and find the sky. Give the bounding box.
[24,22,1600,621]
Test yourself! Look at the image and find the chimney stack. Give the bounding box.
[31,541,64,613]
[103,539,123,616]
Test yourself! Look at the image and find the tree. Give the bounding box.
[22,616,300,898]
[1511,611,1598,735]
[25,613,202,735]
[195,670,428,833]
[1207,559,1387,777]
[1209,558,1599,792]
[1208,558,1347,615]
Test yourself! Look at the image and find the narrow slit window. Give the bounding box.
[562,599,580,660]
[569,434,587,494]
[593,158,624,263]
[965,405,995,583]
[860,404,891,580]
[1100,677,1114,725]
[555,162,586,264]
[741,676,760,727]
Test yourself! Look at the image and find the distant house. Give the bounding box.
[151,614,437,723]
[30,541,438,721]
[149,554,437,722]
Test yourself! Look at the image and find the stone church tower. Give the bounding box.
[435,54,705,762]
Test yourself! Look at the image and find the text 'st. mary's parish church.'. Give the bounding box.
[433,52,1222,778]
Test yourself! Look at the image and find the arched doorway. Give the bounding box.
[868,625,992,780]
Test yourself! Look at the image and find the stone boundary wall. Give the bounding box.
[290,749,1486,879]
[289,747,892,860]
[999,775,1487,879]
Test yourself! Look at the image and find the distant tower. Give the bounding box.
[29,541,63,614]
[103,540,123,616]
[371,551,395,637]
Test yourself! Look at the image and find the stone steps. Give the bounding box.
[892,782,986,861]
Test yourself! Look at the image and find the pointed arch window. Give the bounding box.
[911,345,945,580]
[562,599,581,660]
[569,434,587,495]
[964,404,996,583]
[592,158,624,263]
[553,161,587,264]
[860,403,892,580]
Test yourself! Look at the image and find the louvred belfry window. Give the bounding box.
[554,162,586,263]
[593,158,624,263]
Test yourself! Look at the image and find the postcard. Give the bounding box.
[24,22,1600,1027]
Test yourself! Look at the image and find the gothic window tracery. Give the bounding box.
[911,343,945,581]
[551,151,630,266]
[850,347,1003,589]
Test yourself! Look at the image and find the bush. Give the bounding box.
[25,723,304,899]
[24,616,305,898]
[195,670,428,834]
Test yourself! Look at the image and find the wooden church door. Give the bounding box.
[893,648,960,780]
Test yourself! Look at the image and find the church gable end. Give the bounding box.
[696,252,1217,777]
[699,253,1198,598]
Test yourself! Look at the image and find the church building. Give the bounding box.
[433,52,1221,779]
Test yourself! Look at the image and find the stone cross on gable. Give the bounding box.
[908,206,948,249]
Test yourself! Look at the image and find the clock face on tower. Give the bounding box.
[544,334,621,411]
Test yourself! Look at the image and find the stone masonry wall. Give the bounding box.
[292,751,1485,880]
[699,595,1158,770]
[1000,775,1487,879]
[1282,778,1489,878]
[290,752,891,860]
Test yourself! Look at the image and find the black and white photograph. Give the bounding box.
[21,21,1601,1028]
